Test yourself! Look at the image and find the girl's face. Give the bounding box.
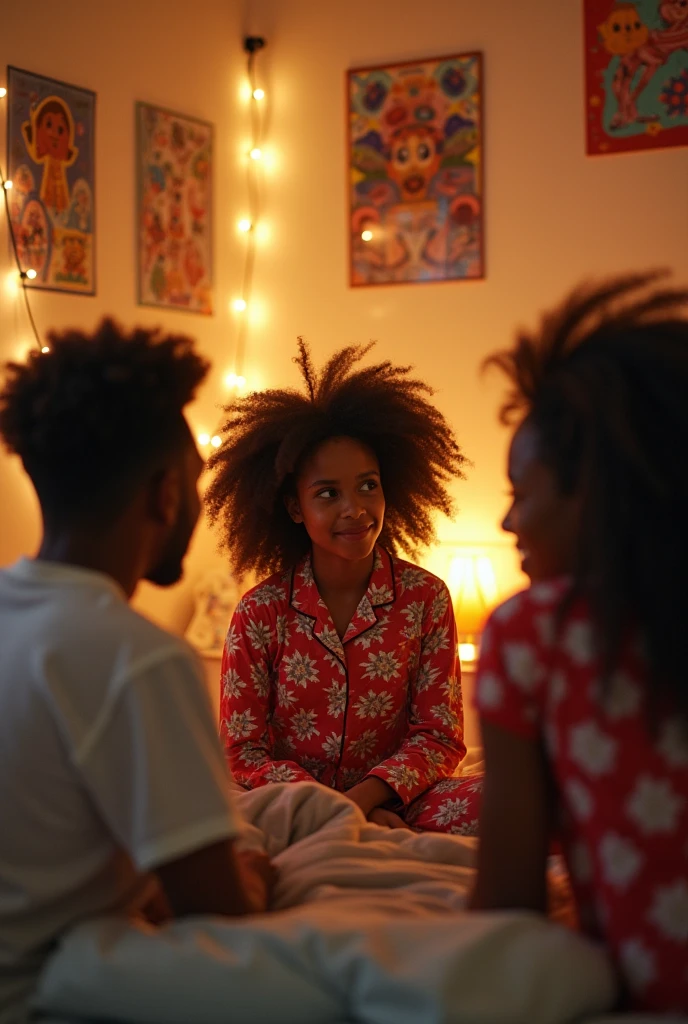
[501,420,579,582]
[288,436,385,563]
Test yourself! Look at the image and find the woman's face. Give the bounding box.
[287,436,385,564]
[501,420,580,582]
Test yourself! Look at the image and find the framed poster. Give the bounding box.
[585,0,688,155]
[347,52,484,287]
[136,102,213,314]
[6,66,96,294]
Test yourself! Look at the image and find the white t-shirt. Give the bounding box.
[0,558,240,1023]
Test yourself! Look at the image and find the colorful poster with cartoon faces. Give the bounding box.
[585,0,688,154]
[137,103,213,314]
[6,67,96,294]
[348,53,484,287]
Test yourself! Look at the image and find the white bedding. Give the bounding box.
[34,780,618,1024]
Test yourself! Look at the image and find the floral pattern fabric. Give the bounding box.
[476,580,688,1014]
[220,547,481,832]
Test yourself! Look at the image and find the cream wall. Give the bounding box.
[1,0,687,636]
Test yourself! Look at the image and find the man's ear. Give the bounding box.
[284,494,303,524]
[149,466,181,527]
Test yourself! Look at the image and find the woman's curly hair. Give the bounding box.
[206,341,468,577]
[484,270,688,720]
[0,318,209,524]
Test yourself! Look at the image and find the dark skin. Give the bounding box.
[286,436,410,829]
[38,429,276,918]
[471,419,579,911]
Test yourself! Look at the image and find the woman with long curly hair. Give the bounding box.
[471,272,688,1014]
[206,342,482,833]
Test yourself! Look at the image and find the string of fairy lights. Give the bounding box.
[0,86,49,355]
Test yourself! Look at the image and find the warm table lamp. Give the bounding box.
[446,551,498,666]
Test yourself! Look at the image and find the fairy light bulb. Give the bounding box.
[3,180,13,191]
[41,346,50,354]
[26,269,37,280]
[233,298,247,312]
[0,88,6,99]
[197,432,210,446]
[210,435,222,448]
[361,229,373,242]
[249,147,262,160]
[238,218,252,232]
[252,88,265,100]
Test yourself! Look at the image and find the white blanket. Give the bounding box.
[35,781,616,1024]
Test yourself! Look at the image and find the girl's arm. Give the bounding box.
[220,601,315,788]
[365,580,465,807]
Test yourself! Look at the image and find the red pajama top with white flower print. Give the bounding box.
[220,547,465,805]
[476,580,688,1015]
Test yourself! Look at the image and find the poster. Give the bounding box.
[585,0,688,155]
[347,53,484,287]
[137,103,213,314]
[6,66,96,294]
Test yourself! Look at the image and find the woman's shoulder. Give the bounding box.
[391,554,449,596]
[236,567,292,616]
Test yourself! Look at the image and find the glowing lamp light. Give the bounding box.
[26,269,37,280]
[0,88,6,98]
[224,372,247,389]
[249,147,262,160]
[233,298,247,312]
[197,432,210,446]
[447,552,498,665]
[210,435,222,448]
[41,346,50,354]
[3,180,13,190]
[361,229,373,242]
[238,218,252,232]
[252,88,265,100]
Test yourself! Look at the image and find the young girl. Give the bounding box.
[206,342,482,834]
[472,272,688,1014]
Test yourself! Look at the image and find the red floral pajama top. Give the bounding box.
[220,547,465,806]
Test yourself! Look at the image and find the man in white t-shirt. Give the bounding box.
[0,319,275,1023]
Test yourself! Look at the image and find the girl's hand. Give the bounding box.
[236,850,278,914]
[367,807,412,830]
[346,776,396,816]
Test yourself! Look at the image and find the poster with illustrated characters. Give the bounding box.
[136,103,213,314]
[585,0,688,155]
[347,53,484,287]
[6,67,96,294]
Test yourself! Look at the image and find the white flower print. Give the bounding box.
[432,703,460,730]
[563,620,595,665]
[432,797,469,827]
[569,720,617,776]
[657,717,688,768]
[534,613,555,647]
[492,594,521,623]
[297,560,315,586]
[301,756,325,779]
[402,602,425,636]
[319,624,344,656]
[354,619,388,649]
[265,764,301,783]
[349,729,378,759]
[478,672,503,709]
[276,615,290,645]
[295,613,314,637]
[529,581,561,604]
[355,689,394,719]
[324,651,346,677]
[224,624,241,657]
[291,708,320,742]
[326,680,346,718]
[416,662,441,693]
[648,879,688,942]
[569,841,593,884]
[503,642,540,691]
[384,765,420,791]
[274,735,296,758]
[399,565,427,591]
[276,682,297,709]
[441,674,461,704]
[283,650,320,687]
[423,747,449,771]
[431,588,449,622]
[626,775,684,834]
[225,709,258,739]
[246,618,273,651]
[450,819,479,836]
[599,832,643,889]
[250,662,271,698]
[619,938,656,993]
[239,747,268,768]
[340,767,366,789]
[433,777,463,795]
[222,668,246,700]
[603,671,642,720]
[565,778,594,820]
[251,584,287,607]
[369,583,393,605]
[550,671,567,703]
[363,650,401,682]
[322,732,342,760]
[422,626,450,656]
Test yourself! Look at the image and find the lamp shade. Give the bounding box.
[447,553,498,637]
